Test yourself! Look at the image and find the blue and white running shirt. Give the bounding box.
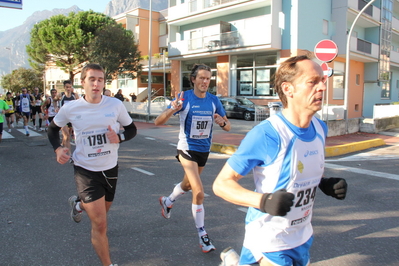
[171,90,226,152]
[227,112,327,264]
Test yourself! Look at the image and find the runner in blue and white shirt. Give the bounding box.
[213,55,348,266]
[155,63,231,253]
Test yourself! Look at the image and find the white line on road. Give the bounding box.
[169,143,177,147]
[17,129,42,137]
[131,167,155,176]
[2,131,14,139]
[325,163,399,181]
[145,137,155,140]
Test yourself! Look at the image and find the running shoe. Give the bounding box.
[199,234,215,253]
[38,128,43,132]
[68,195,82,223]
[33,126,37,130]
[159,196,172,219]
[26,133,29,136]
[8,129,11,133]
[10,123,14,128]
[219,247,240,266]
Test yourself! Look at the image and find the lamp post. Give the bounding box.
[344,0,375,134]
[147,0,153,121]
[5,47,11,91]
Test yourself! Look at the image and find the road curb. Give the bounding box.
[211,138,387,158]
[325,138,386,157]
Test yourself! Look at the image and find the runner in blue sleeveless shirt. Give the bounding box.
[155,63,231,253]
[213,55,348,266]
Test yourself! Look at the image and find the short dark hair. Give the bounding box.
[80,64,105,81]
[6,91,11,95]
[274,54,312,108]
[63,80,72,86]
[189,64,211,87]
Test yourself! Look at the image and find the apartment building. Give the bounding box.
[166,0,399,119]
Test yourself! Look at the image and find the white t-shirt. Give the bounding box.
[53,96,133,171]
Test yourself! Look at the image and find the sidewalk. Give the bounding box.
[133,115,399,158]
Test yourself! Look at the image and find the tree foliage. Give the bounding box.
[26,11,117,81]
[87,23,142,80]
[1,68,43,93]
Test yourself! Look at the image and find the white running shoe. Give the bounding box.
[33,126,37,130]
[10,123,14,128]
[68,195,82,223]
[159,196,172,219]
[199,234,215,253]
[219,247,240,266]
[8,129,11,133]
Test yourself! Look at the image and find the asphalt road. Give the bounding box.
[1,120,399,266]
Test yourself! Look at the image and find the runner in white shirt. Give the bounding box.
[47,64,137,266]
[213,55,348,266]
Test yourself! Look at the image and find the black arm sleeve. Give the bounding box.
[122,121,137,141]
[47,120,62,151]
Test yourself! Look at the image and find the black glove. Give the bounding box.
[318,177,347,200]
[259,189,294,216]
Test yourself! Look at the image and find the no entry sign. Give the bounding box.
[320,62,333,82]
[314,40,338,62]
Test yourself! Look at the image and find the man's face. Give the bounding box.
[6,93,11,99]
[64,83,73,93]
[51,90,57,98]
[34,88,39,94]
[81,69,105,102]
[192,69,211,94]
[21,89,27,95]
[288,60,326,114]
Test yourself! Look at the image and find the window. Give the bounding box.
[323,20,328,35]
[118,74,135,89]
[356,74,360,85]
[333,62,345,100]
[232,52,277,97]
[140,75,164,84]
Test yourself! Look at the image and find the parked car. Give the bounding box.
[219,96,265,121]
[151,96,172,105]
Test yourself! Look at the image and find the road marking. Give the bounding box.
[17,129,41,137]
[326,153,399,162]
[325,163,399,181]
[131,167,155,176]
[237,207,248,213]
[145,137,155,140]
[2,131,14,139]
[169,143,177,147]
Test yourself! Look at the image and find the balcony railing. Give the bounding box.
[188,31,240,50]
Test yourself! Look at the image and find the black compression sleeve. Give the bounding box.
[47,120,62,151]
[122,121,137,141]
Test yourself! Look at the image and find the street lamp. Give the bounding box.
[5,47,12,91]
[344,0,376,134]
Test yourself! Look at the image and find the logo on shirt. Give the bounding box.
[297,160,304,173]
[191,105,200,108]
[304,150,318,157]
[105,112,115,117]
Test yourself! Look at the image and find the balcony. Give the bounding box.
[349,36,379,62]
[347,0,381,27]
[168,0,271,25]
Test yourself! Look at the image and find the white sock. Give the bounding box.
[167,182,186,206]
[75,201,82,212]
[24,125,28,132]
[192,204,206,237]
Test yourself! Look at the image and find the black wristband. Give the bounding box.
[220,121,226,128]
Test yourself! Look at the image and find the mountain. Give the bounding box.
[104,0,167,17]
[0,6,82,76]
[0,0,168,77]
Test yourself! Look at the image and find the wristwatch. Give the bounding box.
[118,133,125,142]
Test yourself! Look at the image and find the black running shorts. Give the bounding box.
[73,164,118,203]
[176,150,210,167]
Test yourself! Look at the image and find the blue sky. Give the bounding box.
[0,0,111,31]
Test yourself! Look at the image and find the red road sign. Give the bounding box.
[314,40,338,62]
[320,62,333,82]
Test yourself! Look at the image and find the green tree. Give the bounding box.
[1,68,43,93]
[26,10,116,81]
[87,23,142,81]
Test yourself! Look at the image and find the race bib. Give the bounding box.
[190,115,212,139]
[82,128,111,158]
